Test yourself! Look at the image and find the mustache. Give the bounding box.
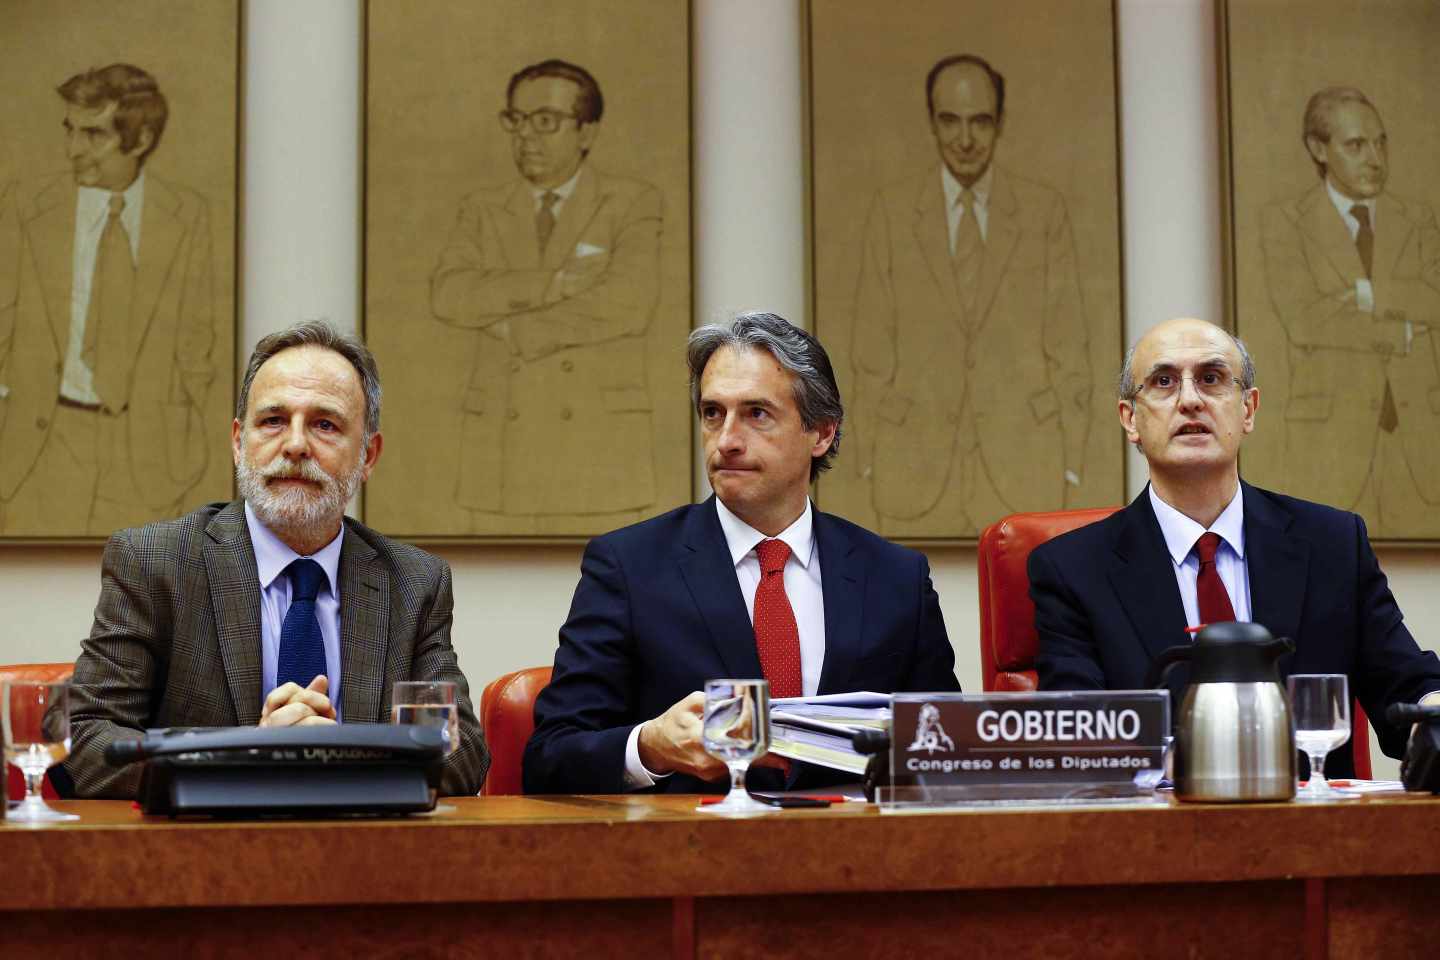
[255,456,331,485]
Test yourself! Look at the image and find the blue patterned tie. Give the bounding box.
[277,558,328,689]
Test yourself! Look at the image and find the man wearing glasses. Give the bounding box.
[431,59,662,529]
[1030,317,1440,778]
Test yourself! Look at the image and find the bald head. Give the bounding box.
[1119,318,1255,400]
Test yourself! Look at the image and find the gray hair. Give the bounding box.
[237,320,382,440]
[1302,86,1380,178]
[686,312,844,479]
[1118,326,1256,401]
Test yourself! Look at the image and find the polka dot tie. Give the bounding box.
[753,539,802,698]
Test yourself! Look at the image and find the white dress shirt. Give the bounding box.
[64,174,145,404]
[623,497,827,789]
[941,163,992,253]
[1148,484,1251,629]
[246,502,346,719]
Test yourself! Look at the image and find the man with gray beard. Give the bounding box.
[55,320,488,797]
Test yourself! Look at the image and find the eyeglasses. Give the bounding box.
[1130,367,1242,403]
[498,108,580,135]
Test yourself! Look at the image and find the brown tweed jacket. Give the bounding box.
[61,501,488,797]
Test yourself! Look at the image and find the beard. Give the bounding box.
[236,451,365,548]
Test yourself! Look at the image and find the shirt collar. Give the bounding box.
[1148,483,1246,567]
[941,163,993,211]
[714,496,815,570]
[244,501,344,597]
[531,165,583,206]
[1325,176,1375,224]
[78,171,145,230]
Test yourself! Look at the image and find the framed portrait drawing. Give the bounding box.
[0,0,240,541]
[364,0,693,540]
[809,0,1125,542]
[1221,0,1440,541]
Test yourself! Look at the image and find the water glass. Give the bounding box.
[698,678,773,816]
[3,680,79,822]
[1287,673,1357,801]
[391,681,459,756]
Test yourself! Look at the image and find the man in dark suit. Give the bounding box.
[524,312,959,794]
[1030,317,1440,776]
[59,321,487,797]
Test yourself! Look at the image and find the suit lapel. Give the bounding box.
[814,511,863,695]
[676,498,765,681]
[202,502,265,725]
[1242,483,1309,650]
[337,522,390,723]
[1370,194,1409,291]
[1106,489,1192,666]
[911,171,965,322]
[499,182,540,268]
[1298,185,1365,282]
[27,179,75,355]
[971,170,1021,333]
[130,176,185,364]
[542,167,600,271]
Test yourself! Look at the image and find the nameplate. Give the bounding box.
[886,691,1169,805]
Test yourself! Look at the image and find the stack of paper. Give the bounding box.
[769,692,890,775]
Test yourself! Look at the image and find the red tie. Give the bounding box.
[1194,532,1236,626]
[753,539,802,698]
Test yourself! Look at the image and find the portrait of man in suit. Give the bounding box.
[1259,86,1440,533]
[850,53,1092,537]
[0,63,215,537]
[431,58,663,529]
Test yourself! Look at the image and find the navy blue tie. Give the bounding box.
[277,558,328,689]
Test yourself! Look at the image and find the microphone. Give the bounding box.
[105,735,161,766]
[1385,702,1440,725]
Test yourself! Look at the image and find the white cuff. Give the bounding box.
[623,723,671,791]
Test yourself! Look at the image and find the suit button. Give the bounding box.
[507,409,519,421]
[559,407,572,420]
[560,360,574,372]
[947,412,959,425]
[36,417,48,429]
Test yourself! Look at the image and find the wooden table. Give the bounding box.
[3,792,1439,958]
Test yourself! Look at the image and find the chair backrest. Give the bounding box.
[2,662,76,802]
[974,510,1373,780]
[978,508,1119,692]
[478,666,551,796]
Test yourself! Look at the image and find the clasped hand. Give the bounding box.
[637,690,788,782]
[259,674,337,727]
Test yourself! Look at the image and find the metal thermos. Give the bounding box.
[1146,622,1296,802]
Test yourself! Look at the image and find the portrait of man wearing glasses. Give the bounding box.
[1029,317,1440,776]
[431,58,662,527]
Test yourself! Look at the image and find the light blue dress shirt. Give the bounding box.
[244,502,345,718]
[1148,484,1251,629]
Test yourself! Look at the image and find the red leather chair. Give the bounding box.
[478,666,551,796]
[976,509,1373,779]
[3,662,75,802]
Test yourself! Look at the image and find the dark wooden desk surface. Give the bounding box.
[4,793,1438,958]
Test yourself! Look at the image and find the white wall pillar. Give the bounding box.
[242,0,362,348]
[1116,0,1225,498]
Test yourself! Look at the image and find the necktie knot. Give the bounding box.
[108,193,125,217]
[540,190,559,213]
[1350,203,1371,228]
[755,539,791,576]
[286,558,326,603]
[1194,531,1222,566]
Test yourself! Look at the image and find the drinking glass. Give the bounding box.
[1287,674,1357,801]
[698,678,773,816]
[3,680,79,822]
[391,681,459,756]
